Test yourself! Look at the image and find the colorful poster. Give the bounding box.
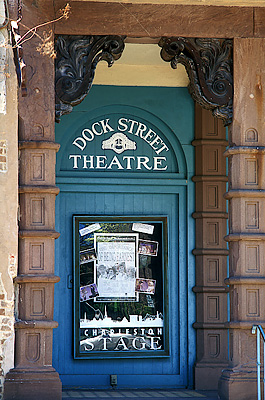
[80,284,99,301]
[135,278,156,294]
[138,240,158,256]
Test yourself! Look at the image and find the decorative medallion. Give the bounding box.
[159,37,233,125]
[101,132,137,154]
[55,35,125,122]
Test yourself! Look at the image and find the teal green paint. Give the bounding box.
[56,86,194,146]
[54,85,195,389]
[56,86,194,177]
[58,110,179,174]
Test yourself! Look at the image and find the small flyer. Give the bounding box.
[132,223,154,235]
[80,283,99,301]
[135,278,156,294]
[79,223,101,236]
[138,240,158,256]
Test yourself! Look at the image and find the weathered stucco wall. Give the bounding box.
[0,8,18,399]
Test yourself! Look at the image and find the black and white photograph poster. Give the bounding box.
[94,233,139,302]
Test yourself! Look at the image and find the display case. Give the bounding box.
[73,216,168,359]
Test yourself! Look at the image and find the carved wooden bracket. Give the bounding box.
[55,35,125,122]
[159,37,233,126]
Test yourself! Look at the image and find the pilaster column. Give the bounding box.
[4,1,62,399]
[193,104,228,389]
[218,38,265,400]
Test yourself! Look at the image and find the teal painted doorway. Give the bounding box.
[54,85,195,389]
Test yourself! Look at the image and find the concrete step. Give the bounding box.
[62,389,219,400]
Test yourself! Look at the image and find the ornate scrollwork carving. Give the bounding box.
[55,35,125,122]
[159,37,233,125]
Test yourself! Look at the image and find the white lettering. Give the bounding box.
[96,155,107,169]
[126,329,130,335]
[114,337,129,351]
[135,122,147,137]
[72,117,170,160]
[148,336,162,350]
[148,328,154,335]
[73,137,86,151]
[83,155,94,169]
[134,328,138,336]
[107,155,124,170]
[137,156,152,170]
[102,337,112,350]
[150,135,162,150]
[69,155,82,169]
[100,119,114,133]
[92,329,98,336]
[118,118,128,132]
[92,122,103,135]
[123,156,135,169]
[70,154,169,171]
[156,143,169,155]
[132,337,148,350]
[141,128,156,143]
[127,119,139,134]
[82,128,94,142]
[84,342,94,351]
[157,328,163,335]
[153,157,168,170]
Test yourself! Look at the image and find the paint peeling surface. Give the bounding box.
[0,0,5,26]
[8,255,17,279]
[0,140,7,172]
[0,31,6,115]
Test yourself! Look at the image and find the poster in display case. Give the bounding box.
[73,216,168,358]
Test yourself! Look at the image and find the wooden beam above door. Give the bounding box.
[56,0,265,6]
[53,1,263,38]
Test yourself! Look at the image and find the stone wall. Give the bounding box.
[0,1,18,398]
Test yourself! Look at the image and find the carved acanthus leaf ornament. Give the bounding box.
[159,37,233,126]
[55,35,125,122]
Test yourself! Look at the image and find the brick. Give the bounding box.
[5,312,13,317]
[1,326,11,331]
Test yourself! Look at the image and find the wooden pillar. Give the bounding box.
[4,1,62,399]
[218,38,265,400]
[193,104,229,389]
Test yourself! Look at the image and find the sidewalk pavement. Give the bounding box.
[62,389,219,400]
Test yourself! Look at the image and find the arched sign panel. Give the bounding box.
[57,106,187,178]
[67,115,176,173]
[54,85,195,389]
